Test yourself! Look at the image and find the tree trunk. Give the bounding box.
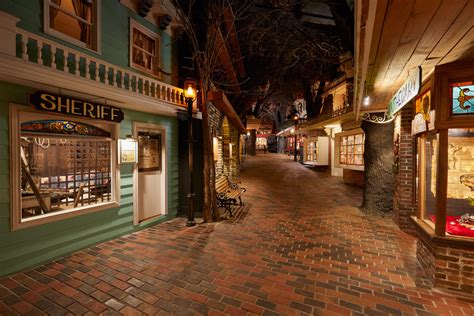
[201,99,219,222]
[360,120,395,215]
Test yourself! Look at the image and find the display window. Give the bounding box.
[445,129,474,236]
[306,141,318,162]
[10,106,118,230]
[419,132,438,226]
[414,61,474,239]
[339,133,364,166]
[256,137,267,149]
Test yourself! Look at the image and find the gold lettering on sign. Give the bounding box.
[71,99,81,115]
[31,91,124,122]
[111,108,119,121]
[84,102,96,118]
[39,93,56,110]
[102,106,110,120]
[57,96,70,113]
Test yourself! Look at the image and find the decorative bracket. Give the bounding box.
[360,112,396,124]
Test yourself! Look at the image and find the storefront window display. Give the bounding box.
[419,132,438,225]
[445,129,474,236]
[11,108,117,229]
[306,141,318,162]
[339,133,364,165]
[414,61,474,238]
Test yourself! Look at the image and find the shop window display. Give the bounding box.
[19,120,112,220]
[444,129,474,236]
[339,133,364,165]
[421,132,438,225]
[306,141,318,162]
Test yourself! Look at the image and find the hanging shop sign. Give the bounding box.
[30,91,124,123]
[386,67,421,118]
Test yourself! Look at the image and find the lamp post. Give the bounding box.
[184,79,197,227]
[292,114,299,162]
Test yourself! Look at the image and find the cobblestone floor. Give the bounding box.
[1,154,474,315]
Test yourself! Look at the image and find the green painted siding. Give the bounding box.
[0,0,173,84]
[0,81,179,276]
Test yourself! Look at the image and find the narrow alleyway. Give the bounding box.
[1,155,474,316]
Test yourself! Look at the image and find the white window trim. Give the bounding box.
[9,104,120,231]
[129,18,161,78]
[43,0,102,54]
[334,128,365,171]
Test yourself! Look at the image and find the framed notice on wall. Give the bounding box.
[138,132,161,172]
[118,139,138,164]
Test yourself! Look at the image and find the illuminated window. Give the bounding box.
[130,21,160,76]
[44,0,99,50]
[10,107,118,230]
[340,133,364,165]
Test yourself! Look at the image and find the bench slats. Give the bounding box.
[215,175,246,217]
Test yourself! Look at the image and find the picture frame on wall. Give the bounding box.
[118,139,138,164]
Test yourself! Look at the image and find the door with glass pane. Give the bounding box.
[135,125,166,222]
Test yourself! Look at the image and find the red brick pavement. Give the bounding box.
[1,154,474,315]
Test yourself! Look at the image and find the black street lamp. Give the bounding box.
[184,79,197,227]
[292,113,299,162]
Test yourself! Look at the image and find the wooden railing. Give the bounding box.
[306,104,354,126]
[15,29,186,107]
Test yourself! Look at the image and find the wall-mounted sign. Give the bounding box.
[118,139,138,164]
[30,91,124,122]
[387,67,421,118]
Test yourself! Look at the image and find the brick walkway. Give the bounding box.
[1,154,474,315]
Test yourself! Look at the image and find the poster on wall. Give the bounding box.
[138,132,161,172]
[118,139,138,164]
[415,89,431,120]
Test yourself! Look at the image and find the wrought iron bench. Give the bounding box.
[215,175,246,217]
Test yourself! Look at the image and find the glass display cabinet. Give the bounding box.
[415,62,474,238]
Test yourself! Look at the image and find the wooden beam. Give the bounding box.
[208,90,246,133]
[215,27,241,94]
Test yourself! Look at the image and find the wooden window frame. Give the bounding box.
[129,19,161,78]
[338,133,364,167]
[43,0,101,53]
[9,104,119,231]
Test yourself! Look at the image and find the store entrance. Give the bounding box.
[134,124,167,223]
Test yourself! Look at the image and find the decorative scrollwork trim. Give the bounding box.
[360,112,396,124]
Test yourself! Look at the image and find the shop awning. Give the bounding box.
[208,90,246,133]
